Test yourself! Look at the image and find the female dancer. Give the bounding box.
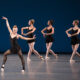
[41,20,58,60]
[1,17,35,72]
[66,20,80,62]
[21,19,44,61]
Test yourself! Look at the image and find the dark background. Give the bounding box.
[0,0,80,53]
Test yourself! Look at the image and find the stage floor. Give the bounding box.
[0,54,80,80]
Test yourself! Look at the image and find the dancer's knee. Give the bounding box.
[4,53,8,57]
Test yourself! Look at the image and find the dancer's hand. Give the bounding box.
[21,28,23,35]
[68,34,71,37]
[21,32,23,35]
[43,33,46,37]
[21,31,24,35]
[2,16,8,20]
[33,35,36,39]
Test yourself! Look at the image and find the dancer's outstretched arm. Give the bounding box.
[2,17,12,33]
[18,35,36,40]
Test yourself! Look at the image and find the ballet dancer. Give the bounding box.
[21,19,44,61]
[41,20,58,60]
[1,17,35,72]
[66,20,80,63]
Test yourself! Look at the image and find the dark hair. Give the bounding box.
[73,20,79,25]
[48,20,54,25]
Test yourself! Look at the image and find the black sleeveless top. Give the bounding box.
[10,36,21,53]
[27,27,35,43]
[71,29,80,45]
[45,28,54,43]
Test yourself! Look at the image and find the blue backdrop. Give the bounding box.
[0,0,80,53]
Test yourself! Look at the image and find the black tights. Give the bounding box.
[2,49,25,70]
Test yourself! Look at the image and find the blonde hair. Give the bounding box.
[30,19,35,24]
[13,25,18,28]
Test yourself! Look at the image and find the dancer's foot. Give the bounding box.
[45,56,50,60]
[55,54,58,59]
[1,65,5,72]
[27,57,31,62]
[70,59,75,63]
[40,56,44,60]
[21,69,25,73]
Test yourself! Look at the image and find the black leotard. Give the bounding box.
[10,36,21,53]
[45,28,54,43]
[27,28,35,43]
[71,29,80,45]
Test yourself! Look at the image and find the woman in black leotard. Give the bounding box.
[66,20,80,63]
[21,19,44,61]
[41,20,58,60]
[1,17,35,72]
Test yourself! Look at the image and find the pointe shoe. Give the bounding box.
[45,56,50,60]
[70,59,75,63]
[40,56,44,60]
[27,57,31,62]
[1,65,5,72]
[21,69,25,73]
[1,68,4,72]
[55,54,58,59]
